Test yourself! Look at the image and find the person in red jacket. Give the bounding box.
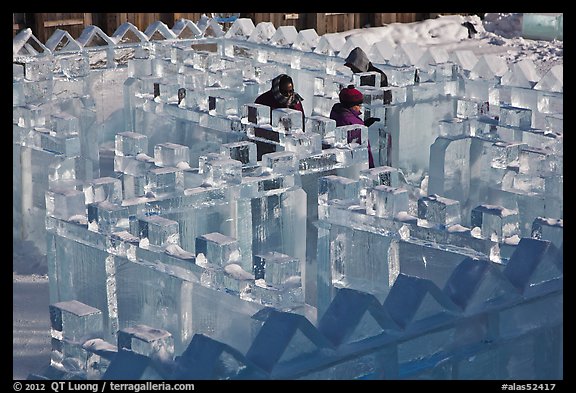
[329,85,380,168]
[255,74,305,116]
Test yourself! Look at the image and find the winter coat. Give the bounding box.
[255,90,305,113]
[329,103,375,168]
[345,47,389,87]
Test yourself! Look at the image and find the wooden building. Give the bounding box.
[13,13,472,43]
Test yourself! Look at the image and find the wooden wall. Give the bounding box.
[13,12,471,42]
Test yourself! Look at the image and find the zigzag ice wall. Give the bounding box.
[13,16,562,380]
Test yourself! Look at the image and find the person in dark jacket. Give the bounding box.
[344,47,389,88]
[330,85,379,169]
[255,73,305,116]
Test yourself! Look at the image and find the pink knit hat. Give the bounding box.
[339,85,364,107]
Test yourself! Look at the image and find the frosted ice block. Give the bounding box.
[499,104,532,130]
[195,232,241,267]
[366,185,409,219]
[221,141,257,166]
[271,107,303,132]
[253,251,300,285]
[417,194,461,227]
[352,72,382,87]
[115,131,148,157]
[318,175,359,204]
[145,167,179,194]
[471,204,520,241]
[49,300,103,342]
[84,177,123,204]
[87,201,129,233]
[117,324,174,360]
[202,158,243,186]
[208,95,239,116]
[305,115,336,139]
[262,151,298,175]
[154,142,190,167]
[136,215,180,248]
[45,189,86,221]
[241,103,272,125]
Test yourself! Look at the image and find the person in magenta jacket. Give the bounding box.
[329,85,379,168]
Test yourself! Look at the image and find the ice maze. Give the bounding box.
[13,16,562,380]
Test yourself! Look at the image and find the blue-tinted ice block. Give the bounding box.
[262,151,298,175]
[87,201,129,233]
[503,237,562,293]
[220,68,244,89]
[357,86,386,106]
[136,215,180,247]
[352,72,382,88]
[208,95,239,116]
[284,132,322,158]
[366,185,409,219]
[115,131,148,157]
[522,13,563,41]
[34,128,80,156]
[84,176,123,204]
[241,103,271,125]
[359,166,403,189]
[318,175,359,204]
[471,204,520,241]
[271,107,303,132]
[305,115,336,139]
[499,104,532,130]
[154,142,190,167]
[334,124,368,146]
[146,167,179,194]
[202,158,243,186]
[438,118,471,137]
[45,189,86,221]
[531,217,563,249]
[117,324,174,359]
[50,112,79,135]
[122,174,146,198]
[196,232,241,267]
[253,251,300,285]
[23,58,53,82]
[221,141,257,166]
[49,300,103,341]
[81,338,118,380]
[456,98,489,119]
[417,194,461,227]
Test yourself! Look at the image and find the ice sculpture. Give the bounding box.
[13,14,562,380]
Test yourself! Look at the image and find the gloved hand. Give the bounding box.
[364,117,381,127]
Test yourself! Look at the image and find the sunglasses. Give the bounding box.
[280,88,295,96]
